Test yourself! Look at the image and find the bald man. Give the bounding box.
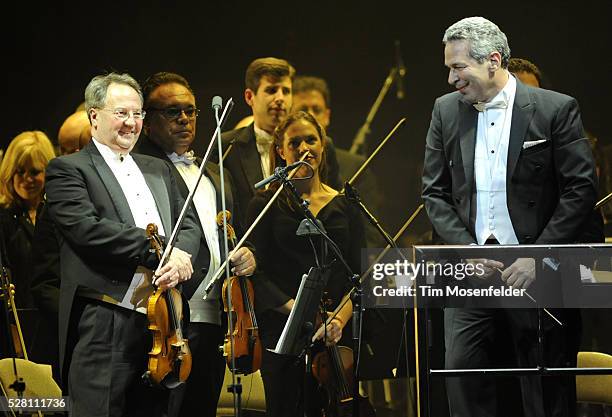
[58,111,91,155]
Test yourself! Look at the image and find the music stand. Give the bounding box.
[411,243,612,417]
[273,265,331,356]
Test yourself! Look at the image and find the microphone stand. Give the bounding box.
[214,98,243,417]
[141,99,233,388]
[349,67,398,155]
[349,40,406,157]
[206,115,405,412]
[279,172,356,285]
[323,203,426,412]
[327,204,425,324]
[274,167,365,417]
[155,99,233,267]
[340,117,409,248]
[344,117,414,414]
[202,155,312,298]
[343,185,419,416]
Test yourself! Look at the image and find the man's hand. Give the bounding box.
[230,247,256,277]
[275,298,294,315]
[466,259,505,279]
[501,258,535,290]
[1,284,16,299]
[154,248,194,290]
[312,317,343,346]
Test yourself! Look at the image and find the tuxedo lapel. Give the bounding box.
[88,143,136,226]
[235,124,265,188]
[171,160,190,198]
[507,81,535,182]
[136,138,190,231]
[458,99,477,198]
[136,137,191,200]
[134,155,172,236]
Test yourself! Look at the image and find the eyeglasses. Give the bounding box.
[98,108,146,121]
[146,106,200,120]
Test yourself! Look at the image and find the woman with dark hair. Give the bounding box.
[246,111,365,417]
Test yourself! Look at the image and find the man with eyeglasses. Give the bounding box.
[45,72,201,417]
[135,71,256,417]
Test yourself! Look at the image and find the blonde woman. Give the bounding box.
[0,131,55,224]
[0,131,55,360]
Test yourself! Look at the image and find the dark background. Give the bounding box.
[3,2,611,414]
[3,0,611,240]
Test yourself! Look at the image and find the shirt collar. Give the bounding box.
[253,124,274,146]
[473,71,516,111]
[166,150,196,165]
[92,137,130,163]
[494,71,515,105]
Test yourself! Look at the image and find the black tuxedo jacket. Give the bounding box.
[219,123,342,222]
[45,140,201,375]
[422,79,597,245]
[135,137,243,299]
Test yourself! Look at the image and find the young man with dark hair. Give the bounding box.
[220,58,341,221]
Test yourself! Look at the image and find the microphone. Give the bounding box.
[343,181,361,204]
[211,96,222,111]
[211,96,233,131]
[394,40,406,100]
[254,160,304,190]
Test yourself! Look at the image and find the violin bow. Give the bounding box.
[203,153,313,298]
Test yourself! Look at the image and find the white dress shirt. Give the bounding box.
[172,157,222,325]
[90,138,165,313]
[474,74,519,245]
[254,124,274,178]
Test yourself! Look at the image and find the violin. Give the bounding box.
[0,261,27,360]
[311,305,376,417]
[144,223,192,388]
[218,210,262,375]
